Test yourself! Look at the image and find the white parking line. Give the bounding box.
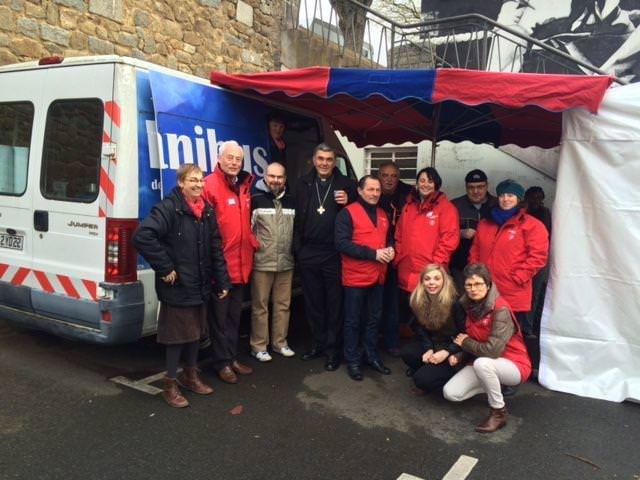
[110,360,212,396]
[442,455,478,480]
[110,375,163,395]
[397,455,479,480]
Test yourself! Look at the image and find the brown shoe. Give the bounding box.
[475,406,507,433]
[162,377,189,408]
[231,360,253,375]
[217,366,238,384]
[178,366,214,395]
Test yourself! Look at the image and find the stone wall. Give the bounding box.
[0,0,283,77]
[280,28,379,70]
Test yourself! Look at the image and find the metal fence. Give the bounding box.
[282,0,622,82]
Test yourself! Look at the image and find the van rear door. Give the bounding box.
[30,64,115,328]
[0,70,42,311]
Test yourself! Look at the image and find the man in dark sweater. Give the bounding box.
[450,169,497,289]
[377,161,412,355]
[293,143,357,371]
[335,175,395,381]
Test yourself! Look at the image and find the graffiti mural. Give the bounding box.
[421,0,640,82]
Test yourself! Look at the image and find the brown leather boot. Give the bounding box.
[475,406,507,433]
[218,366,238,384]
[178,367,214,395]
[162,377,189,408]
[231,360,253,375]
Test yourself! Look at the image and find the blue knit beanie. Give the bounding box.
[496,179,525,200]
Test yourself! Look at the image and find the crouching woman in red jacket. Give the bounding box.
[443,263,531,433]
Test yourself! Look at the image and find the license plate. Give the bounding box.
[0,233,24,251]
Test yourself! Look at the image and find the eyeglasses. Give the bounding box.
[185,177,204,184]
[464,282,486,290]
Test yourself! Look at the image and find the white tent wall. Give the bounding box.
[539,82,640,403]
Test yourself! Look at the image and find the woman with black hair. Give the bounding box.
[394,167,459,295]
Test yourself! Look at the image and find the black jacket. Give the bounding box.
[450,193,497,271]
[410,301,466,354]
[378,181,412,235]
[293,168,357,259]
[133,187,231,307]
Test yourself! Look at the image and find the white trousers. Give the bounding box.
[443,357,521,409]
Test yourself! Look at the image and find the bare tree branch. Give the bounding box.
[372,0,421,24]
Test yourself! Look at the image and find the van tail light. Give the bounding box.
[105,218,139,283]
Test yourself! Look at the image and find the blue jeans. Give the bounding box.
[380,267,400,350]
[343,285,383,366]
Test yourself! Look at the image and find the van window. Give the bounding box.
[0,102,34,196]
[41,99,103,202]
[335,155,355,179]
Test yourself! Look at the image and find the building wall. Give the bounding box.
[0,0,282,76]
[340,133,557,204]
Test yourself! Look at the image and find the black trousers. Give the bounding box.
[209,285,245,370]
[299,260,343,357]
[401,341,457,393]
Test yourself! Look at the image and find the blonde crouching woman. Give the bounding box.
[400,264,465,394]
[443,263,531,433]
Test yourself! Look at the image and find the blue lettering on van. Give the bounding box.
[147,71,271,197]
[136,70,273,270]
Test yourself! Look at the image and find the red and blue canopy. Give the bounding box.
[210,67,613,148]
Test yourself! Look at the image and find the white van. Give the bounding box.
[0,55,356,344]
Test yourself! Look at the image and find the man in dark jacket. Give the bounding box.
[335,175,394,381]
[450,169,497,288]
[294,143,357,371]
[377,161,412,355]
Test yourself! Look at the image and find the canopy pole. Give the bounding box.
[430,103,442,167]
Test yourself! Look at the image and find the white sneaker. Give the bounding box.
[273,345,295,357]
[251,350,272,362]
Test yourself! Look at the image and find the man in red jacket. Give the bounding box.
[203,140,257,384]
[335,175,394,381]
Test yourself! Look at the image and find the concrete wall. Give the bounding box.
[280,28,379,70]
[0,0,282,76]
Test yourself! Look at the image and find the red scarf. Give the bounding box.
[274,137,286,151]
[185,195,205,220]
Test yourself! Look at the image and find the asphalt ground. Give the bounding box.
[0,307,638,480]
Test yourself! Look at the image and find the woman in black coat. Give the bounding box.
[133,164,231,408]
[400,264,465,394]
